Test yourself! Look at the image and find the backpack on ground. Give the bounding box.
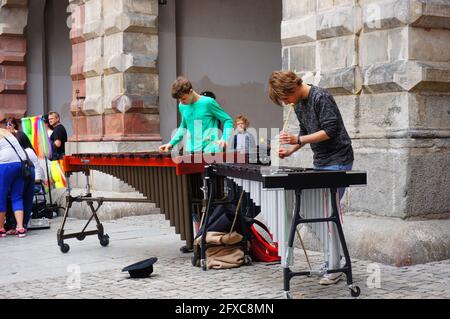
[249,219,281,262]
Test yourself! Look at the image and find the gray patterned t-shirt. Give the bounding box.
[295,85,354,167]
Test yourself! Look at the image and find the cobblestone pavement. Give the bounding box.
[0,214,449,299]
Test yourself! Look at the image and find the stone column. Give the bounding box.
[69,0,87,140]
[281,0,450,265]
[81,0,104,141]
[357,0,450,219]
[0,0,28,122]
[68,0,161,142]
[64,0,161,217]
[102,0,160,141]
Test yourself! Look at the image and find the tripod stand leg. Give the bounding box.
[57,196,73,253]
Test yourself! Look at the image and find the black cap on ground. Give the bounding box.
[122,257,158,278]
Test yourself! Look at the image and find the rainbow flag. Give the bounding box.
[37,117,52,159]
[50,160,67,189]
[21,115,66,188]
[21,117,32,145]
[21,115,52,159]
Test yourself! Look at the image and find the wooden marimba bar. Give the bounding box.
[89,164,203,245]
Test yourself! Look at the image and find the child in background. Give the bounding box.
[232,115,256,154]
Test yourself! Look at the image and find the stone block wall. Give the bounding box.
[68,0,161,142]
[0,0,27,121]
[69,0,88,139]
[66,0,162,195]
[281,0,450,219]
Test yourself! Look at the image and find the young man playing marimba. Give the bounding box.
[159,77,233,154]
[268,70,354,285]
[159,77,233,252]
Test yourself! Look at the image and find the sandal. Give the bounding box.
[16,227,27,238]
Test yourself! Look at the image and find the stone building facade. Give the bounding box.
[0,0,449,266]
[281,0,450,265]
[69,0,161,142]
[0,0,28,120]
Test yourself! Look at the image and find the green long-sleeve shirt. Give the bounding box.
[169,96,233,153]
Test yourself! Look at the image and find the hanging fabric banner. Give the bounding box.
[21,115,65,188]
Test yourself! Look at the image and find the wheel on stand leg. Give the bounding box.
[350,286,360,297]
[200,259,207,271]
[99,234,109,247]
[60,243,70,253]
[191,250,200,267]
[283,291,292,299]
[244,254,252,265]
[191,255,200,267]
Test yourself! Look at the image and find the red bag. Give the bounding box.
[249,220,281,262]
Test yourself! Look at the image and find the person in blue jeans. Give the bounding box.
[0,128,27,237]
[5,121,43,230]
[268,70,354,285]
[5,166,35,231]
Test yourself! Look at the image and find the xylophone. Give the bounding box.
[58,151,246,253]
[202,163,367,298]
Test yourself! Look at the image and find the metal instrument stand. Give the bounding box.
[195,165,252,270]
[57,170,151,253]
[283,188,360,298]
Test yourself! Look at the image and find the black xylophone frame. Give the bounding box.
[193,165,254,270]
[202,163,362,299]
[284,187,361,298]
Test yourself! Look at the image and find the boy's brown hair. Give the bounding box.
[171,76,193,99]
[268,70,303,106]
[234,114,250,128]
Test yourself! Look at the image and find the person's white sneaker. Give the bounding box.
[319,272,343,285]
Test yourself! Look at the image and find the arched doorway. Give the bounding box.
[26,0,72,135]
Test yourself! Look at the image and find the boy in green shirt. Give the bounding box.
[159,77,233,253]
[159,77,233,154]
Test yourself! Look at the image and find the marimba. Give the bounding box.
[202,163,367,298]
[58,152,246,253]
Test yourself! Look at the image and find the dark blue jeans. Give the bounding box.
[6,167,35,229]
[0,162,24,212]
[313,163,353,200]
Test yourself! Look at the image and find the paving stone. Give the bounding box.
[1,215,450,299]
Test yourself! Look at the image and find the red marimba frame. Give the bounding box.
[57,151,247,253]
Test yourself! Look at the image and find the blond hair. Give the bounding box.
[234,114,250,128]
[268,70,303,106]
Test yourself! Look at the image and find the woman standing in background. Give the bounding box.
[0,128,28,237]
